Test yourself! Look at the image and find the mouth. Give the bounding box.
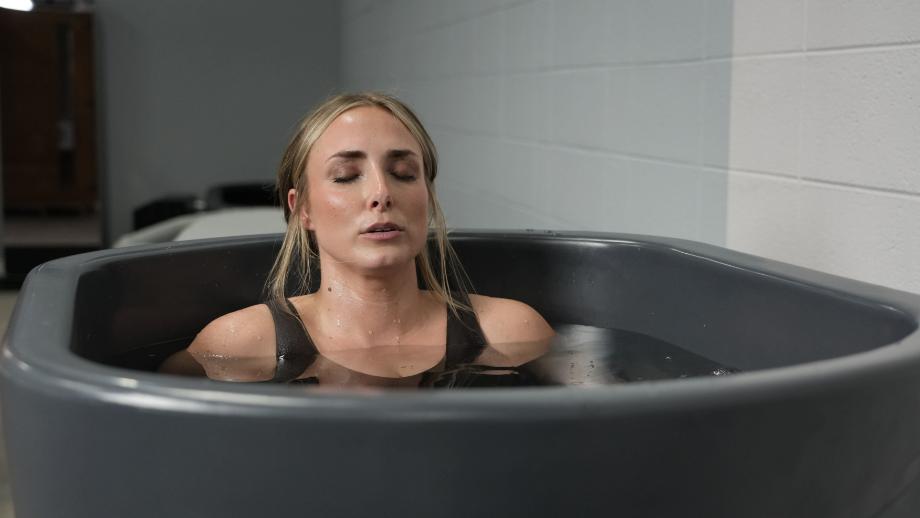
[361,222,404,234]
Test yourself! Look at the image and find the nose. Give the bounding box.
[368,167,392,210]
[370,195,391,209]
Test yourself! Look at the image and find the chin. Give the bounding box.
[357,237,425,270]
[358,251,416,271]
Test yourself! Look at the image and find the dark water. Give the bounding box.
[110,323,739,389]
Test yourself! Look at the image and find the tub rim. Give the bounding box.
[2,230,919,421]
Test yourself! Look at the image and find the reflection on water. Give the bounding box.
[117,324,739,389]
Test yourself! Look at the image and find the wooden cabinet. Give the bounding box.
[0,8,97,212]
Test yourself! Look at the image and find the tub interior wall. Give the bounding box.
[71,236,916,371]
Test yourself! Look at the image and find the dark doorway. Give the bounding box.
[0,3,101,287]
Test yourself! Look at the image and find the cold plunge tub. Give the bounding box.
[2,231,920,518]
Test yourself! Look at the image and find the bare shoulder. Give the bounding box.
[468,294,555,344]
[187,303,276,359]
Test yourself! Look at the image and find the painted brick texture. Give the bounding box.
[343,0,730,243]
[343,0,920,294]
[725,1,920,293]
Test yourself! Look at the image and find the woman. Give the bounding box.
[164,92,554,386]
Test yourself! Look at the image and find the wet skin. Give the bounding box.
[164,106,555,385]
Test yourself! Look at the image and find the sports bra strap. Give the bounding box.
[265,291,487,383]
[445,291,487,366]
[266,297,317,382]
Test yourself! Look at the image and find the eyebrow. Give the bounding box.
[386,149,417,160]
[326,149,418,162]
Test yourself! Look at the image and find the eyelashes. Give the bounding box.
[332,171,418,184]
[332,174,358,184]
[392,172,418,182]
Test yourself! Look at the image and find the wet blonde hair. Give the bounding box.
[266,92,472,316]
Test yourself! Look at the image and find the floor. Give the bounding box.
[0,290,17,517]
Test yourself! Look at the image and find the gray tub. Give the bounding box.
[2,231,920,517]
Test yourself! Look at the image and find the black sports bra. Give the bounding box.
[265,293,488,383]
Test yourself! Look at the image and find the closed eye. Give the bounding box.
[332,174,359,184]
[391,171,417,182]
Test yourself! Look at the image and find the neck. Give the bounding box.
[312,257,432,348]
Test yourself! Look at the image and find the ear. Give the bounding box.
[288,188,314,230]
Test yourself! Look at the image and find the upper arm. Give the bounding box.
[470,295,555,366]
[471,294,555,344]
[177,305,277,381]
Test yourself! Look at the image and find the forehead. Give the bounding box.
[312,106,421,158]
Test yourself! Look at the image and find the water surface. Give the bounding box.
[113,324,739,389]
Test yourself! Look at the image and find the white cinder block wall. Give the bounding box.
[724,0,920,294]
[343,0,731,245]
[343,0,920,294]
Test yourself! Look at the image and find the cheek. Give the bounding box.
[410,185,430,215]
[311,190,351,221]
[324,194,350,214]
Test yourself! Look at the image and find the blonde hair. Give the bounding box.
[266,92,472,316]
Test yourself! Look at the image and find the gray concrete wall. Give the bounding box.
[95,0,341,241]
[342,0,732,245]
[721,0,920,294]
[343,0,920,295]
[92,0,920,293]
